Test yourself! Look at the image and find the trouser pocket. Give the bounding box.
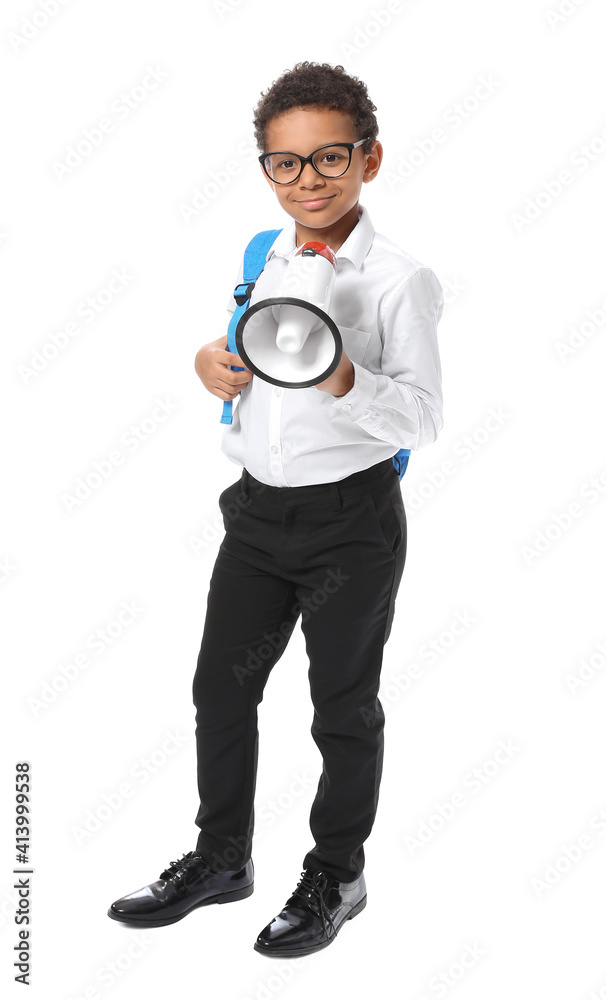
[365,482,406,556]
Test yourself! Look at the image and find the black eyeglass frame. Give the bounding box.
[258,138,371,184]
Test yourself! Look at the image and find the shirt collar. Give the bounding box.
[266,203,374,271]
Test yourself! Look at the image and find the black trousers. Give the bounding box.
[192,457,407,883]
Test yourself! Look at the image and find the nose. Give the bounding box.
[298,159,325,188]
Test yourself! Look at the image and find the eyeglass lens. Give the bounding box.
[264,145,352,182]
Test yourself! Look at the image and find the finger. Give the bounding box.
[213,387,239,401]
[217,363,254,383]
[221,350,251,368]
[216,370,252,390]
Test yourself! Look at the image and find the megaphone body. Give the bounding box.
[235,242,342,389]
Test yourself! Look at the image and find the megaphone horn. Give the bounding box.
[235,242,342,389]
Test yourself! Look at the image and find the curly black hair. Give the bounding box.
[253,61,378,154]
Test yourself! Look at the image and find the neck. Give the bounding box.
[295,202,360,254]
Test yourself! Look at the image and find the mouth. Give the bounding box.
[295,195,336,210]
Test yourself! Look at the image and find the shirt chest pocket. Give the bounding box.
[339,327,372,366]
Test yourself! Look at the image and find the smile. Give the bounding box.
[295,196,336,209]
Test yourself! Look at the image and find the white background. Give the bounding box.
[3,0,606,997]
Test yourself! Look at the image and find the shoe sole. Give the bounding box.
[252,893,367,958]
[107,881,254,927]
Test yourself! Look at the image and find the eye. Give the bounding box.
[320,152,343,164]
[277,158,297,170]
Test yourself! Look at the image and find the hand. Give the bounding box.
[194,335,254,401]
[314,348,355,397]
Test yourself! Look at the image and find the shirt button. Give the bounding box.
[342,403,351,411]
[271,445,278,454]
[274,387,282,396]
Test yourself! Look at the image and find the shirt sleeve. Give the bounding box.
[330,266,444,451]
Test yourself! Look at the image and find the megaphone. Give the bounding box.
[235,242,342,389]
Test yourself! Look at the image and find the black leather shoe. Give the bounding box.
[253,868,366,957]
[107,850,254,926]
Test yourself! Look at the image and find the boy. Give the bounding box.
[108,61,443,958]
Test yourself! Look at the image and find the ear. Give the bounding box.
[362,140,383,183]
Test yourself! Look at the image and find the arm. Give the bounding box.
[320,266,444,451]
[193,255,253,401]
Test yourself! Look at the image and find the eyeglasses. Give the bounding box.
[259,138,370,184]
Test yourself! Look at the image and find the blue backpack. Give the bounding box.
[220,229,410,480]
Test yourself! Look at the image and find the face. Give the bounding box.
[261,106,382,233]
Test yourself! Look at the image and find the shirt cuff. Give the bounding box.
[330,362,378,421]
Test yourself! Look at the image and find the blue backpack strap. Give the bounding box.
[220,229,282,425]
[392,448,411,480]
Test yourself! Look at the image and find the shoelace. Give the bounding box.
[159,851,209,886]
[290,870,337,940]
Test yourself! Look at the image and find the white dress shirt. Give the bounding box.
[220,203,443,487]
